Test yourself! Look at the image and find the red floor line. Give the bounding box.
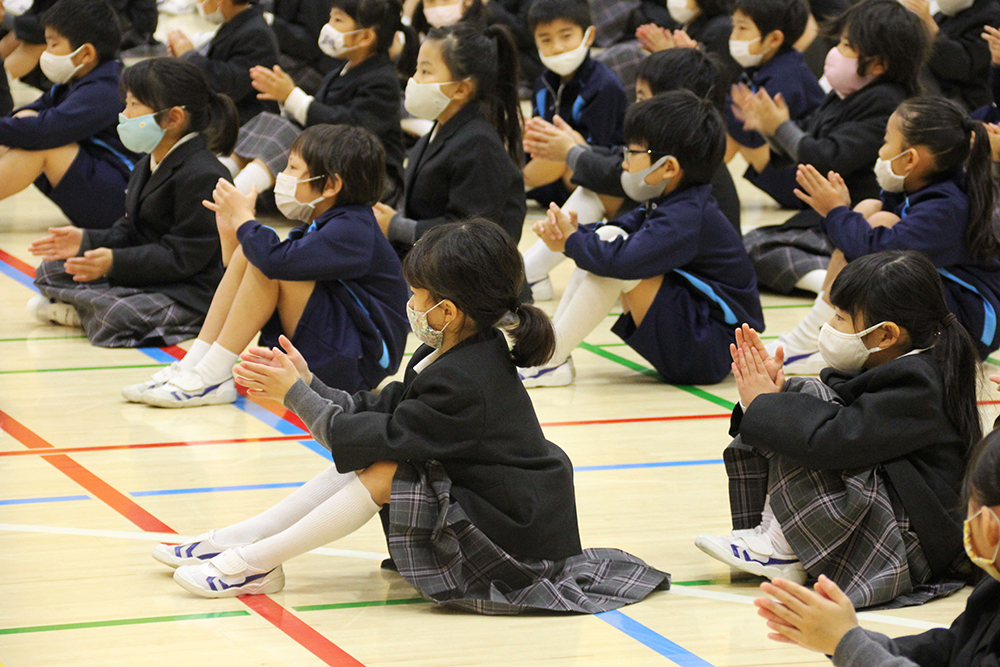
[979,400,1000,406]
[0,434,310,457]
[0,407,366,667]
[0,247,36,277]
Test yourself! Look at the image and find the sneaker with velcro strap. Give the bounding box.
[173,548,285,598]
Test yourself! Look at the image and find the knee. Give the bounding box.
[357,461,397,506]
[852,199,883,219]
[595,225,628,242]
[867,211,901,229]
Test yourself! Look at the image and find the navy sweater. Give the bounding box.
[532,54,628,147]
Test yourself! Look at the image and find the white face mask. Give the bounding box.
[936,0,974,15]
[539,27,593,77]
[318,23,363,58]
[817,320,888,373]
[424,1,464,28]
[404,77,458,120]
[407,300,449,348]
[197,0,225,24]
[39,45,84,84]
[620,154,671,202]
[667,0,698,25]
[274,172,326,222]
[729,37,764,69]
[874,150,912,193]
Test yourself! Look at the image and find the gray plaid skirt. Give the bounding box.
[743,226,834,294]
[725,377,962,609]
[594,40,645,101]
[387,460,670,615]
[34,260,203,348]
[234,112,302,178]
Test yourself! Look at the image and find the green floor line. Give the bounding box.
[294,597,427,612]
[0,610,251,635]
[0,363,168,375]
[577,342,736,410]
[987,356,1000,366]
[0,334,89,342]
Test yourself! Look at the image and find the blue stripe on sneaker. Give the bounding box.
[208,570,273,591]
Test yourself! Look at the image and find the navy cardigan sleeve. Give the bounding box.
[0,79,121,150]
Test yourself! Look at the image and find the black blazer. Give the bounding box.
[307,54,404,202]
[81,135,229,314]
[926,0,1000,111]
[402,104,526,244]
[271,0,334,70]
[184,6,280,125]
[286,329,584,561]
[732,353,969,577]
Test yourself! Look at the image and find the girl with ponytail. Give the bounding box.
[372,23,527,251]
[27,58,236,349]
[771,95,1000,373]
[158,219,670,614]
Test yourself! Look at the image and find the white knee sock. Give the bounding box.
[794,269,827,295]
[562,187,607,225]
[764,512,796,559]
[213,465,357,547]
[523,239,566,284]
[217,156,241,179]
[779,292,835,356]
[178,339,212,372]
[238,475,381,571]
[550,268,630,365]
[234,161,274,196]
[190,342,240,385]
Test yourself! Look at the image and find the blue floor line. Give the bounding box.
[576,459,723,472]
[0,494,91,506]
[0,261,38,291]
[130,481,304,497]
[597,610,714,667]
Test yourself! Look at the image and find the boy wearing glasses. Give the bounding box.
[520,91,764,387]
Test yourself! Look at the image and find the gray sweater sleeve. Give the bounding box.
[771,120,808,163]
[832,627,920,667]
[387,212,418,246]
[283,378,357,451]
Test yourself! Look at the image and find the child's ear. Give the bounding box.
[77,43,98,66]
[358,26,377,50]
[322,174,344,200]
[864,57,887,79]
[653,156,682,184]
[583,26,595,47]
[451,79,474,103]
[761,29,783,53]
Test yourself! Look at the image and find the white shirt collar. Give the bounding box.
[150,132,198,173]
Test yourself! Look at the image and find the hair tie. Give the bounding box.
[943,312,958,328]
[509,298,521,313]
[963,117,977,134]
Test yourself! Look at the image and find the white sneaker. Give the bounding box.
[782,350,827,376]
[139,371,237,408]
[519,357,575,388]
[123,362,182,403]
[173,549,285,598]
[694,532,807,584]
[529,276,553,301]
[152,530,235,569]
[27,295,81,327]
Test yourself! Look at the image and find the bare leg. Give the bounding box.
[0,144,80,200]
[868,211,901,228]
[819,250,848,306]
[854,199,884,220]
[356,460,398,506]
[231,154,252,170]
[0,33,20,60]
[739,144,772,173]
[4,42,45,80]
[620,274,664,327]
[725,135,740,163]
[598,194,625,218]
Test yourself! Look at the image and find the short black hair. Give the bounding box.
[330,0,405,53]
[527,0,592,33]
[290,125,387,207]
[43,0,121,63]
[733,0,809,51]
[636,49,727,111]
[624,90,725,186]
[824,0,929,95]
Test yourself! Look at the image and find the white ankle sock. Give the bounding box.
[213,464,357,547]
[523,240,566,284]
[779,292,835,355]
[759,494,775,532]
[217,156,241,179]
[191,342,239,385]
[239,474,380,571]
[178,339,212,372]
[234,161,274,196]
[794,269,827,295]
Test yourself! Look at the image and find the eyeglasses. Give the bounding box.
[622,148,670,158]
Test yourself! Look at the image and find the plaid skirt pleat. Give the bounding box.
[743,226,834,294]
[387,461,670,615]
[234,112,303,178]
[34,260,203,348]
[594,40,645,99]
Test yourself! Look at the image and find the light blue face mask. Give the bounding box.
[117,111,168,154]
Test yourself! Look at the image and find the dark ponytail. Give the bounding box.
[830,251,983,453]
[121,58,239,155]
[897,96,1000,263]
[965,429,1000,508]
[402,219,555,366]
[427,23,523,166]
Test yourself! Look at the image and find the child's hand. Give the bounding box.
[732,341,784,407]
[754,576,859,655]
[166,29,194,57]
[636,23,674,52]
[239,334,313,386]
[64,248,112,282]
[990,373,1000,391]
[203,178,257,230]
[250,65,296,104]
[523,116,583,162]
[984,123,1000,162]
[28,226,83,260]
[233,347,302,402]
[750,89,790,136]
[534,203,577,252]
[671,30,699,49]
[983,26,1000,66]
[794,164,851,217]
[372,203,395,238]
[732,324,784,383]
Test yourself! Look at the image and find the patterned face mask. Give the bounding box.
[964,505,1000,582]
[407,300,448,349]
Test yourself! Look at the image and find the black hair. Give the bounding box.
[411,0,484,36]
[829,251,982,454]
[404,219,555,366]
[527,0,592,33]
[824,0,929,96]
[636,48,727,111]
[120,58,239,155]
[896,97,1000,263]
[697,0,735,19]
[733,0,809,51]
[427,23,523,166]
[42,0,121,63]
[965,429,1000,508]
[289,125,387,207]
[330,0,418,64]
[624,90,725,186]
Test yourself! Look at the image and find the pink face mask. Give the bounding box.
[824,47,876,98]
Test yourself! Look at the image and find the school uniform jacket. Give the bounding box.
[271,0,334,72]
[390,103,526,246]
[283,329,585,562]
[79,135,228,314]
[532,54,628,147]
[823,176,1000,357]
[183,5,280,125]
[925,0,1000,111]
[236,204,410,387]
[733,353,968,578]
[306,55,404,200]
[0,59,138,176]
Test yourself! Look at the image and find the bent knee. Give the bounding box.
[357,461,398,505]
